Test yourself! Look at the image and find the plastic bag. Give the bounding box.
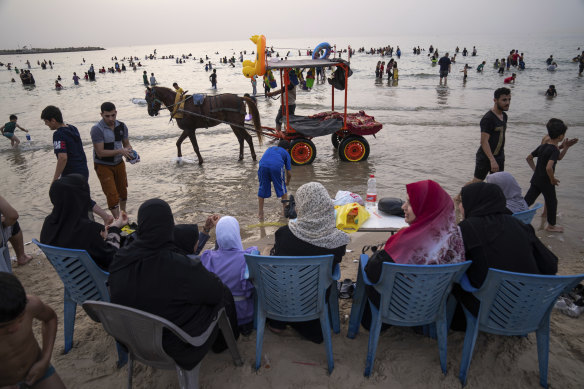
[335,203,370,233]
[333,191,364,207]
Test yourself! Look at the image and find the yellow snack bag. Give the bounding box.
[335,203,370,233]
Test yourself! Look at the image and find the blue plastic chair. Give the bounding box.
[512,203,543,224]
[244,253,339,374]
[458,269,584,388]
[83,301,243,389]
[347,254,471,377]
[32,239,127,367]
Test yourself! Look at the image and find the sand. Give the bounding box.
[10,213,584,389]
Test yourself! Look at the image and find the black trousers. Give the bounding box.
[525,181,557,225]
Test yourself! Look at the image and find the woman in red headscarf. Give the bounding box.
[362,180,465,329]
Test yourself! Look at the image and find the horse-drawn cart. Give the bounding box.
[246,57,383,165]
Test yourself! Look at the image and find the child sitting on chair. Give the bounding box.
[0,272,66,389]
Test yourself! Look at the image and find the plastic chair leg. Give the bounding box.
[364,302,382,377]
[115,341,128,368]
[127,357,134,389]
[436,315,448,375]
[176,363,201,389]
[63,289,76,354]
[255,313,266,370]
[328,286,340,334]
[347,267,366,339]
[320,306,335,374]
[536,311,552,388]
[217,310,244,366]
[458,307,480,386]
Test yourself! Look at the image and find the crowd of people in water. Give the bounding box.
[1,42,583,388]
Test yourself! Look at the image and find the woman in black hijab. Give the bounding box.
[40,174,126,270]
[108,199,239,370]
[455,182,557,316]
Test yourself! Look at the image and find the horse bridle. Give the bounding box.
[146,88,164,114]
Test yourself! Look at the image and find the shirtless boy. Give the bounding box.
[0,272,65,389]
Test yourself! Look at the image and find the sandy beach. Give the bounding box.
[10,210,584,388]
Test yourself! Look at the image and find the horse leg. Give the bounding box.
[231,125,245,161]
[176,130,188,158]
[187,132,204,165]
[243,128,257,161]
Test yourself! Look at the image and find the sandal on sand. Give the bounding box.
[338,278,355,299]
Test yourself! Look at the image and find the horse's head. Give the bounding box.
[145,87,161,117]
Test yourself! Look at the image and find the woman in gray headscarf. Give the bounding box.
[269,182,350,343]
[485,172,528,214]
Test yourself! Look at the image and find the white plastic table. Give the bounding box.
[358,205,408,233]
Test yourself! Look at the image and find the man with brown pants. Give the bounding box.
[91,102,133,219]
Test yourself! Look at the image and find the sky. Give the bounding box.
[0,0,583,49]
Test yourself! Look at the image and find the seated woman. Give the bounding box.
[454,182,558,317]
[200,216,257,334]
[363,180,466,329]
[40,174,127,271]
[173,215,220,258]
[269,182,350,343]
[484,171,528,214]
[108,199,239,370]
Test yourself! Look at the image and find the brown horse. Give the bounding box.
[145,86,262,164]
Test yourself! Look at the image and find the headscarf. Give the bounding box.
[109,198,175,272]
[383,180,465,265]
[288,182,350,249]
[173,224,199,255]
[40,174,102,249]
[216,216,244,251]
[485,172,528,214]
[459,182,508,247]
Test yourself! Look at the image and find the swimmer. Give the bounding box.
[1,114,29,148]
[477,61,486,72]
[545,85,557,97]
[504,73,516,84]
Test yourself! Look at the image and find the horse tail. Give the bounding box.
[243,96,263,145]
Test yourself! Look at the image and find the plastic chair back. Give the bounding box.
[32,238,109,304]
[512,203,543,224]
[376,260,472,327]
[245,254,334,322]
[474,269,583,336]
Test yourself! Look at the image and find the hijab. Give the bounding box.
[383,180,465,265]
[288,182,350,250]
[201,216,247,275]
[173,224,199,255]
[40,174,103,249]
[485,172,528,214]
[109,198,175,272]
[459,182,508,247]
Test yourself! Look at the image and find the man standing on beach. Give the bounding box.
[41,105,112,224]
[142,70,149,86]
[438,53,451,85]
[472,87,511,182]
[91,102,133,219]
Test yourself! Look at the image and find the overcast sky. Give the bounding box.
[0,0,582,49]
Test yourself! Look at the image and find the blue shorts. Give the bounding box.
[3,132,14,139]
[258,165,287,198]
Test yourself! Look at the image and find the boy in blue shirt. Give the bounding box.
[258,140,292,220]
[525,118,577,233]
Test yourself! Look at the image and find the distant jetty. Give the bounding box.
[0,46,105,55]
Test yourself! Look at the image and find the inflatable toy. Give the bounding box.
[242,35,266,78]
[312,42,331,60]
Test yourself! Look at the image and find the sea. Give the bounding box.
[1,34,583,244]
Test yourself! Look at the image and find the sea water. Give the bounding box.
[1,33,583,242]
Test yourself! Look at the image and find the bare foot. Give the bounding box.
[17,254,33,266]
[546,225,564,233]
[267,324,284,334]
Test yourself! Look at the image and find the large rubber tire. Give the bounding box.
[331,133,341,148]
[339,136,370,162]
[290,138,317,165]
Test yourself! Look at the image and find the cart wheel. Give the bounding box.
[339,136,370,162]
[331,133,341,148]
[290,138,317,165]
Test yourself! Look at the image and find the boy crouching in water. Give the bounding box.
[0,272,66,389]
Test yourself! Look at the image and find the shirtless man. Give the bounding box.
[0,272,66,389]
